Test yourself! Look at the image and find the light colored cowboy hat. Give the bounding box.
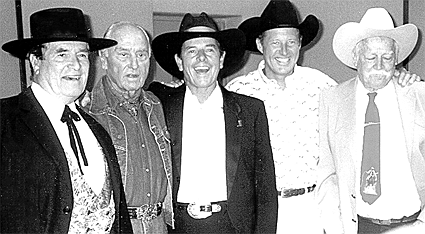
[238,0,319,53]
[2,8,117,59]
[333,7,418,69]
[152,12,246,80]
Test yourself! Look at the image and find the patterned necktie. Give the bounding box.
[360,92,381,204]
[61,105,88,175]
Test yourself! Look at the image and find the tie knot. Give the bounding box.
[368,92,377,101]
[61,105,81,123]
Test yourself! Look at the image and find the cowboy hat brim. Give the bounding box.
[152,28,246,79]
[238,14,319,53]
[2,37,117,59]
[333,22,418,68]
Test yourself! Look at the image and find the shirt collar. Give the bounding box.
[184,82,223,108]
[257,60,299,87]
[31,82,79,121]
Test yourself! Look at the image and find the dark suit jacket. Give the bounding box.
[0,88,133,233]
[149,83,278,233]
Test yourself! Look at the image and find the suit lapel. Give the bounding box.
[19,89,72,192]
[162,85,185,199]
[221,86,242,197]
[334,79,358,162]
[20,90,69,170]
[77,105,123,206]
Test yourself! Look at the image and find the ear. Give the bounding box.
[99,49,108,70]
[29,54,41,74]
[256,38,264,54]
[219,51,226,69]
[174,54,183,71]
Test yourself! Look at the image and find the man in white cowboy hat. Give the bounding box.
[317,7,425,234]
[148,12,278,233]
[225,1,420,233]
[1,8,132,233]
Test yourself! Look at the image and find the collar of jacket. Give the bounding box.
[219,84,241,118]
[88,75,160,115]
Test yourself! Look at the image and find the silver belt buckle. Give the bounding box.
[187,202,222,219]
[135,203,161,222]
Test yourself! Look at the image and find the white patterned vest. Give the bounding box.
[65,150,116,233]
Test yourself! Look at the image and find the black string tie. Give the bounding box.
[61,105,88,175]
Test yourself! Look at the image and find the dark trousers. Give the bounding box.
[357,214,418,234]
[169,202,236,233]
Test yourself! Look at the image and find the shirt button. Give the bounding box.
[142,144,145,148]
[147,193,151,197]
[117,134,123,140]
[63,206,71,214]
[145,168,150,173]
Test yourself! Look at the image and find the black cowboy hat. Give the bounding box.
[152,12,246,80]
[239,0,319,53]
[2,7,117,59]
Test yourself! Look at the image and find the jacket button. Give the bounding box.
[63,206,71,214]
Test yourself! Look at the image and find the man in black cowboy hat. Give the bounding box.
[148,12,277,233]
[1,8,132,233]
[225,1,420,233]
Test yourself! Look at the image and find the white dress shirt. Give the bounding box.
[31,83,106,195]
[355,80,421,219]
[177,84,227,203]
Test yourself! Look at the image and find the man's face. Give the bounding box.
[175,37,225,90]
[355,37,397,91]
[102,25,150,93]
[32,41,90,104]
[256,28,301,79]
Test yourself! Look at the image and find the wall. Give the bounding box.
[409,0,425,78]
[0,0,20,98]
[292,0,402,83]
[152,0,404,84]
[0,0,153,97]
[2,0,419,98]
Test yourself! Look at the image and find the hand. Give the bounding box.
[79,90,91,107]
[160,79,184,88]
[395,68,421,87]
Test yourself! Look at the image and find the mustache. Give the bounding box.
[368,71,391,78]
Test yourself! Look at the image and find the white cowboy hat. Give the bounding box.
[332,7,418,69]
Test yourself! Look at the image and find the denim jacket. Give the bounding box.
[85,76,174,228]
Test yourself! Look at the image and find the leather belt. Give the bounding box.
[127,202,162,222]
[175,201,226,219]
[359,210,420,226]
[278,184,316,198]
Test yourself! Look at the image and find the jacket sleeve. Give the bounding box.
[254,101,278,233]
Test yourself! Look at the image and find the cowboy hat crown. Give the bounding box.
[238,0,319,53]
[333,7,418,68]
[2,7,117,59]
[152,12,246,80]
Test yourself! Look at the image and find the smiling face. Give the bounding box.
[102,24,150,95]
[175,36,225,92]
[30,41,90,104]
[354,36,397,91]
[256,28,301,80]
